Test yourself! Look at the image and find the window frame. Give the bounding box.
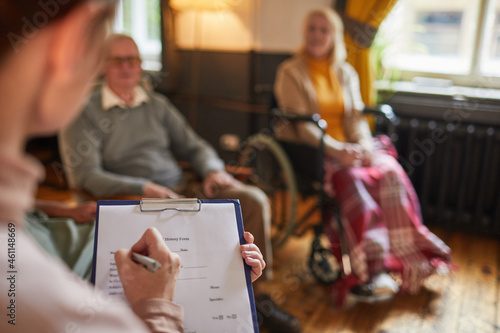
[112,0,163,72]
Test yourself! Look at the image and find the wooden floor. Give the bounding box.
[256,228,500,333]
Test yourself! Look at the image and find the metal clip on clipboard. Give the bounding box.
[140,198,202,212]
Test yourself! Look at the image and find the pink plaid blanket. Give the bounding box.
[323,136,452,305]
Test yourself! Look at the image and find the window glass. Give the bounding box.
[480,0,500,76]
[377,0,480,75]
[415,11,463,56]
[113,0,162,71]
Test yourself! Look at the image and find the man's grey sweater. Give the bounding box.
[59,89,225,197]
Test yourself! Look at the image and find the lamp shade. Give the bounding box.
[170,0,238,12]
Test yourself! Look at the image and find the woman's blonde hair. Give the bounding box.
[302,7,347,66]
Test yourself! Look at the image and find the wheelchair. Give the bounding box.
[238,104,397,284]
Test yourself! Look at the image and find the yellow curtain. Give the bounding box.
[344,0,398,106]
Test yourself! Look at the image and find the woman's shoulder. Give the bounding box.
[277,54,307,75]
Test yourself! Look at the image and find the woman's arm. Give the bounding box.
[274,61,365,167]
[342,64,374,152]
[274,63,329,147]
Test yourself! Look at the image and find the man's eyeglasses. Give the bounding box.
[107,56,142,67]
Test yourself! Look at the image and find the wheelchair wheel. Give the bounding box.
[308,234,340,285]
[238,133,298,247]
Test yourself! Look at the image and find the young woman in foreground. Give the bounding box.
[0,1,264,331]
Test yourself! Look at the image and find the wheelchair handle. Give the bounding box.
[271,108,327,130]
[362,104,398,140]
[362,104,397,123]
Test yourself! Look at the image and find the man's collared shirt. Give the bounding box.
[102,84,149,110]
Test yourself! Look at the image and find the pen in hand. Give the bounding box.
[132,252,162,272]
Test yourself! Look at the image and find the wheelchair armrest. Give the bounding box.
[270,108,327,131]
[271,104,398,140]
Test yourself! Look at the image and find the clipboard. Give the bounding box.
[91,198,259,333]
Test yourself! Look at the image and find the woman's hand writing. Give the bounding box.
[115,227,181,304]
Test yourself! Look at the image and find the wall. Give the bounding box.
[173,0,332,52]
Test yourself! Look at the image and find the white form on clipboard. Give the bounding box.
[91,198,259,333]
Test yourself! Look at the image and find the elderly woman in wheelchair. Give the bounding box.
[271,7,452,305]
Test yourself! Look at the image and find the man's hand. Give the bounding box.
[203,171,241,198]
[115,227,181,304]
[68,201,97,223]
[143,182,182,198]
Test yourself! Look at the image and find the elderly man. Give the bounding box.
[60,34,301,333]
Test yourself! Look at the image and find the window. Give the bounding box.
[481,5,500,76]
[376,0,500,88]
[113,0,162,71]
